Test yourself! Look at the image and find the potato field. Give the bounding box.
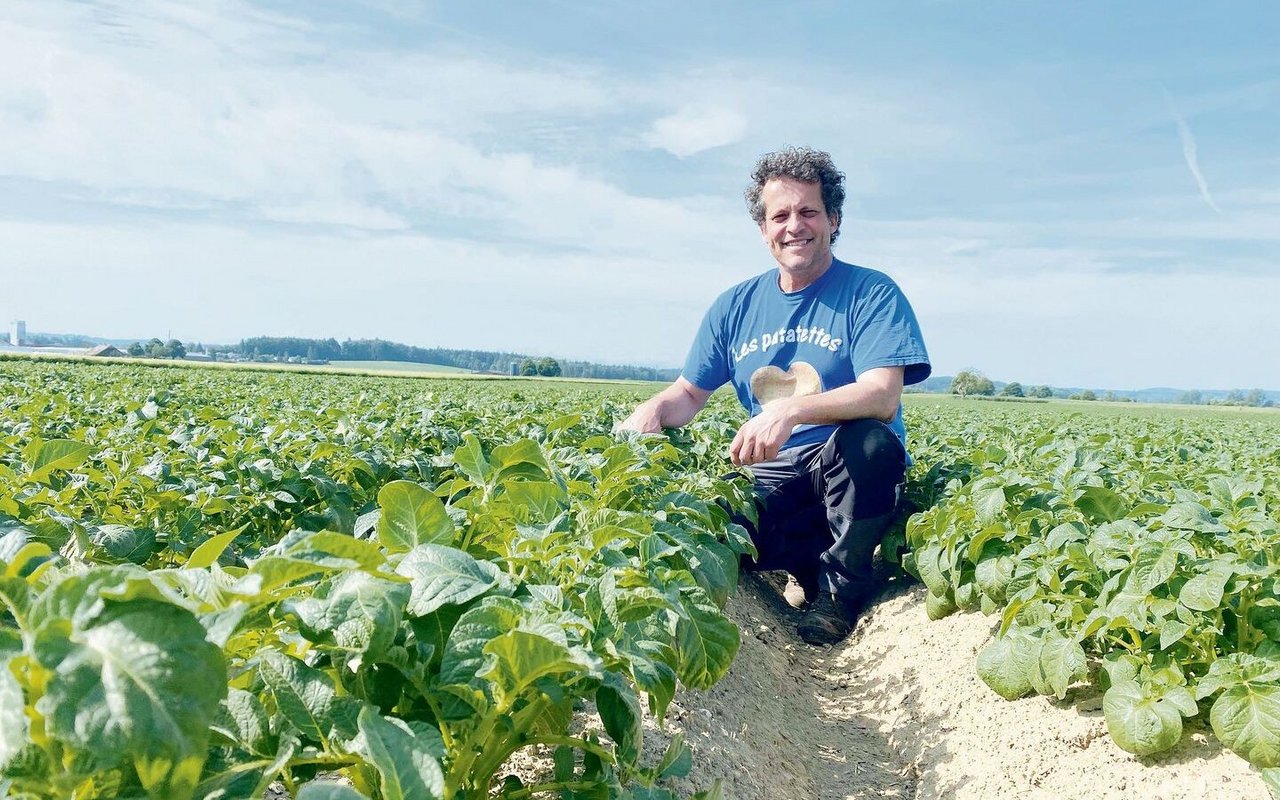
[0,359,1277,799]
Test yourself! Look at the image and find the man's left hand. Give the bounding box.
[729,401,796,466]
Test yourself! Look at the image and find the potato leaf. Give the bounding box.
[290,571,410,659]
[36,599,226,798]
[357,706,444,800]
[976,633,1036,700]
[257,650,337,745]
[26,439,94,483]
[1031,632,1087,699]
[1210,682,1280,767]
[597,673,643,770]
[376,481,455,552]
[1103,679,1190,756]
[674,588,739,690]
[395,544,503,617]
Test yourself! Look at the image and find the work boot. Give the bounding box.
[782,564,820,609]
[797,593,859,645]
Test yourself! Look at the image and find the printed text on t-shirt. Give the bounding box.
[731,325,844,363]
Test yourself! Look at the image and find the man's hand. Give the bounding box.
[614,378,713,436]
[614,401,664,434]
[729,400,796,466]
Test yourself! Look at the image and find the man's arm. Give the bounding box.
[615,377,714,434]
[729,366,904,466]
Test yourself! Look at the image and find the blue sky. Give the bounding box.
[2,1,1277,391]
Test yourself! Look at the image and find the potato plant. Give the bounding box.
[0,361,753,800]
[903,401,1280,779]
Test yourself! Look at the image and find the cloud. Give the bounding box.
[643,105,748,158]
[1164,90,1222,214]
[0,217,729,365]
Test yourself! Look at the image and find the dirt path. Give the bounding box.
[652,574,1271,800]
[651,573,914,799]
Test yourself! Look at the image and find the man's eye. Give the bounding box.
[801,210,818,217]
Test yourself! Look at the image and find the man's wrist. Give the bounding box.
[775,396,805,428]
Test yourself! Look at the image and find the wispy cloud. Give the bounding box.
[643,105,747,158]
[1164,89,1222,214]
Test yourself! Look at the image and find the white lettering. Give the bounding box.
[730,327,844,359]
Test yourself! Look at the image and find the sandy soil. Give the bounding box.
[637,574,1272,800]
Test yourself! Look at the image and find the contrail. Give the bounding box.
[1164,90,1221,214]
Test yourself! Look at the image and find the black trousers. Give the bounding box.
[740,420,906,603]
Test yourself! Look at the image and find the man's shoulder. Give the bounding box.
[829,259,899,290]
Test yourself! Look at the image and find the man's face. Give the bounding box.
[758,177,839,283]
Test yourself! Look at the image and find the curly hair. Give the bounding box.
[744,147,846,243]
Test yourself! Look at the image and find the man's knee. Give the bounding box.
[822,419,905,473]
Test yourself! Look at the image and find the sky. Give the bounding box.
[2,1,1277,391]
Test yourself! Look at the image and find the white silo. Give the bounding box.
[8,320,25,346]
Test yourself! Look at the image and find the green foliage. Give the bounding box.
[903,400,1280,770]
[0,360,756,799]
[949,370,995,397]
[237,337,678,381]
[517,357,563,377]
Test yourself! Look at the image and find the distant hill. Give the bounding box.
[909,374,1276,406]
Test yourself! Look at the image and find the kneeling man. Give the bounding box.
[616,146,931,645]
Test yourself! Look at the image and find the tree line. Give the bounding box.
[126,338,186,359]
[949,369,1273,407]
[234,337,679,382]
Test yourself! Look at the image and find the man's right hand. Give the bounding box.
[614,402,664,434]
[613,377,713,435]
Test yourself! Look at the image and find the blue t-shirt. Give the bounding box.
[682,259,930,453]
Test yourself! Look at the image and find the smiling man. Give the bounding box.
[616,147,931,645]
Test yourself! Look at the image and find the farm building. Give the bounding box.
[84,344,128,357]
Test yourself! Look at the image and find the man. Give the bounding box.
[616,147,930,645]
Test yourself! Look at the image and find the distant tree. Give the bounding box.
[519,359,539,376]
[166,339,186,359]
[144,338,167,358]
[536,357,562,377]
[1028,385,1053,399]
[950,370,995,397]
[1079,390,1097,401]
[1224,389,1246,405]
[1177,390,1203,406]
[1102,391,1117,402]
[127,341,144,357]
[1245,389,1266,407]
[1000,382,1024,398]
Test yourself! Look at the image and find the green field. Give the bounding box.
[326,359,475,374]
[1,357,1278,798]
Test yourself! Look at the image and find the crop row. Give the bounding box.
[0,361,754,799]
[902,401,1280,779]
